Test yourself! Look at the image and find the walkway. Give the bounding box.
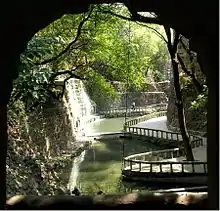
[122,110,207,184]
[132,115,206,165]
[124,146,207,173]
[133,116,207,163]
[135,116,169,131]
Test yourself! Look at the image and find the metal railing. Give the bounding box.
[123,137,207,174]
[99,103,167,115]
[122,104,208,176]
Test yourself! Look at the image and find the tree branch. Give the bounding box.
[163,25,172,54]
[131,12,162,25]
[100,10,166,44]
[177,53,203,93]
[136,22,167,43]
[34,8,94,66]
[50,69,86,81]
[173,31,180,53]
[101,10,161,25]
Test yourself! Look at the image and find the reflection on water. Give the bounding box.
[67,150,86,192]
[70,117,195,194]
[85,117,133,135]
[78,137,164,194]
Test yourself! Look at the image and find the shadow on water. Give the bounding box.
[78,137,167,194]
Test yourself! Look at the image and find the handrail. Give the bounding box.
[124,160,207,165]
[124,105,167,127]
[123,104,205,145]
[122,104,208,175]
[99,103,167,114]
[124,138,205,161]
[124,148,181,160]
[123,159,207,174]
[124,126,204,144]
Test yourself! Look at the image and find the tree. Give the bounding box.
[163,26,194,161]
[10,4,168,111]
[101,7,197,160]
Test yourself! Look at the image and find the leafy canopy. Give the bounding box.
[11,4,169,110]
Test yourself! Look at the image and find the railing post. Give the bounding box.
[192,163,195,173]
[130,161,132,170]
[159,164,162,172]
[150,163,153,172]
[182,164,184,173]
[139,162,141,172]
[203,163,207,173]
[170,163,173,173]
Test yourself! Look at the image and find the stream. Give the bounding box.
[67,117,171,194]
[85,117,129,135]
[68,116,196,194]
[78,137,164,194]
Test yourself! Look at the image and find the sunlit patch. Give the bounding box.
[116,193,138,204]
[6,195,24,205]
[91,141,108,152]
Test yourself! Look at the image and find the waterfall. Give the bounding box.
[67,150,86,192]
[62,78,95,139]
[54,77,97,192]
[59,78,96,192]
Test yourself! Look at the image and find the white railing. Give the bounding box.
[99,103,167,115]
[122,104,208,176]
[123,138,207,174]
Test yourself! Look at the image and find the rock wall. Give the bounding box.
[6,79,93,197]
[119,92,168,108]
[26,97,75,157]
[166,37,206,131]
[167,82,206,131]
[102,82,170,110]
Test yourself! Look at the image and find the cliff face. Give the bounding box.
[167,82,206,131]
[6,97,77,197]
[101,81,170,110]
[25,98,74,157]
[119,92,168,107]
[166,37,207,132]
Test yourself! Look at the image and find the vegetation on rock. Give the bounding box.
[7,3,207,196]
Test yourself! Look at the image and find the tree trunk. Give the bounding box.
[171,58,194,161]
[164,26,194,161]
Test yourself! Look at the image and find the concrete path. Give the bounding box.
[125,146,207,173]
[134,116,169,131]
[128,116,207,173]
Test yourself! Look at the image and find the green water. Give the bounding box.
[78,137,164,194]
[85,117,133,135]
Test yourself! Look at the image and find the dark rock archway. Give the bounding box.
[1,0,218,209]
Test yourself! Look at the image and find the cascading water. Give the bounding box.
[61,78,96,192]
[67,150,86,192]
[63,78,96,138]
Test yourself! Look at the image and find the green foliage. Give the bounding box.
[11,4,169,109]
[190,85,208,110]
[148,39,170,82]
[10,65,53,109]
[85,69,119,109]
